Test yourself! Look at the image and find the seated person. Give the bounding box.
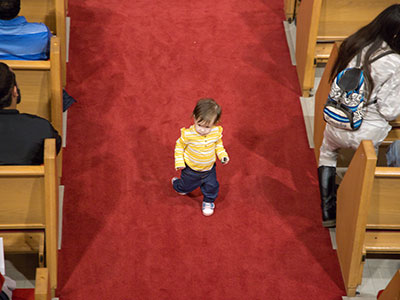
[0,62,61,165]
[0,0,52,60]
[318,4,400,228]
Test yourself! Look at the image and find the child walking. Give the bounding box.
[172,98,229,216]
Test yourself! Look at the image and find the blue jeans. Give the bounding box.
[173,164,219,203]
[386,140,400,167]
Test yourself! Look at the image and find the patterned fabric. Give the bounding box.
[319,42,400,167]
[0,16,52,60]
[174,125,228,171]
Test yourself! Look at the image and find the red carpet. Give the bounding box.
[12,289,34,300]
[59,0,345,299]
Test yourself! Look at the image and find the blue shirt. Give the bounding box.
[0,16,52,60]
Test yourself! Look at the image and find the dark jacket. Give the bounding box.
[0,109,61,165]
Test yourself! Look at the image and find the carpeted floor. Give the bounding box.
[59,0,345,299]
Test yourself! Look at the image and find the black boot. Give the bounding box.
[318,166,337,228]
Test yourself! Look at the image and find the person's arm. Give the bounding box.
[215,127,229,164]
[174,128,186,170]
[376,66,400,121]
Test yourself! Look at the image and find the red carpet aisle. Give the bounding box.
[60,0,345,299]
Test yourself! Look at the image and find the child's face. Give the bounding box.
[194,118,215,136]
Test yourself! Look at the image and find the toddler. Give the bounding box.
[172,98,229,216]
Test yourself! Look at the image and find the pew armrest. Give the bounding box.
[35,268,50,300]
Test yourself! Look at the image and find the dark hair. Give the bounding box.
[0,62,16,109]
[0,0,20,20]
[330,4,400,98]
[192,98,222,125]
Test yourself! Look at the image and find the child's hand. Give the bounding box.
[221,157,229,165]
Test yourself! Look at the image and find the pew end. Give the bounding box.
[336,140,400,296]
[0,139,58,295]
[35,268,51,300]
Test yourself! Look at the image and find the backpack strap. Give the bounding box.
[363,50,396,105]
[355,52,362,67]
[369,50,395,64]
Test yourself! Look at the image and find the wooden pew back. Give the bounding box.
[318,0,396,39]
[0,168,45,229]
[296,0,398,95]
[368,168,400,229]
[0,36,63,135]
[313,42,338,163]
[0,139,58,294]
[336,140,400,296]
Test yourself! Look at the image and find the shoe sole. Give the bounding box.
[202,211,214,216]
[202,204,215,216]
[171,177,187,195]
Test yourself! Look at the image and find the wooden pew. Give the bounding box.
[0,36,63,176]
[35,268,51,300]
[336,140,400,296]
[378,270,400,300]
[2,268,51,300]
[0,139,58,297]
[1,240,50,300]
[313,42,400,165]
[284,0,299,22]
[20,0,67,86]
[1,232,45,268]
[296,0,398,96]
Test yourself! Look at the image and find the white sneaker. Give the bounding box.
[202,202,215,216]
[171,177,186,195]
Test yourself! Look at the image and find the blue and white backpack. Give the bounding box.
[323,51,394,131]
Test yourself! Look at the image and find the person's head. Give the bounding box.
[0,62,20,109]
[0,0,20,20]
[331,4,400,97]
[192,98,221,136]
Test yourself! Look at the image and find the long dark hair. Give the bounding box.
[330,4,400,98]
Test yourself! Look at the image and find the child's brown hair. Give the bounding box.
[192,98,221,125]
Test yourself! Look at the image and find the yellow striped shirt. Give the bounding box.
[175,125,228,171]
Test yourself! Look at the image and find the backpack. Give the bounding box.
[323,51,394,131]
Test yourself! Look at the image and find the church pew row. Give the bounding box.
[295,0,398,96]
[0,139,58,297]
[336,140,400,296]
[0,36,63,177]
[20,0,67,86]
